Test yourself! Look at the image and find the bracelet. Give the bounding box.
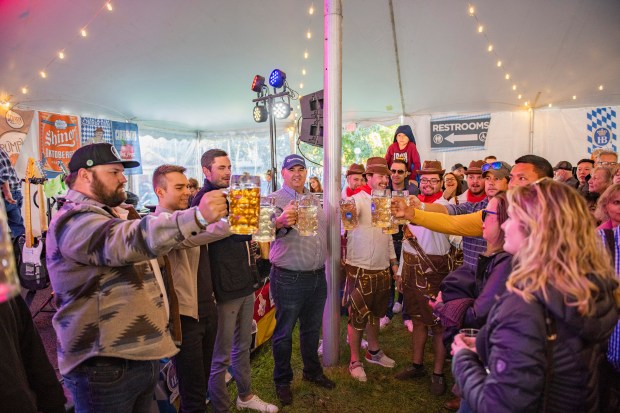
[420,202,425,211]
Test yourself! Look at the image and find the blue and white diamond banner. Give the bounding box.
[587,107,617,154]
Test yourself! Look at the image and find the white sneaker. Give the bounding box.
[392,302,403,314]
[365,349,396,368]
[404,320,413,333]
[379,316,391,330]
[317,339,323,356]
[349,360,367,382]
[236,395,279,412]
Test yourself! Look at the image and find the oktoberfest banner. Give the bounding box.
[430,114,490,151]
[80,117,113,145]
[0,108,35,165]
[111,121,142,175]
[587,107,617,155]
[39,111,80,177]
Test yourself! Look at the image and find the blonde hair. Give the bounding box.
[595,183,620,222]
[506,178,615,315]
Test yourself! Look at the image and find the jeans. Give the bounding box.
[63,357,159,413]
[208,293,255,413]
[270,266,327,385]
[174,315,217,413]
[4,189,24,238]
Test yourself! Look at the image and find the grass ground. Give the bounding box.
[227,315,454,412]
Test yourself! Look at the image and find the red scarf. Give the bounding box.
[345,185,370,197]
[466,191,487,203]
[358,184,372,195]
[417,191,443,204]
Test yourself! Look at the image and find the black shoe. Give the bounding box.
[275,384,293,406]
[302,373,336,389]
[394,364,427,381]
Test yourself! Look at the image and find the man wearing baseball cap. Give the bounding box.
[46,143,228,412]
[268,154,335,406]
[553,161,578,188]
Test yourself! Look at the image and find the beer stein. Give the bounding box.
[295,193,319,236]
[340,197,359,230]
[382,219,399,235]
[0,197,21,303]
[371,189,391,228]
[228,173,261,235]
[253,197,277,242]
[391,190,409,225]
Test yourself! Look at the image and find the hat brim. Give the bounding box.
[482,169,509,179]
[282,161,306,170]
[364,166,391,176]
[464,168,482,175]
[116,160,141,169]
[417,169,445,175]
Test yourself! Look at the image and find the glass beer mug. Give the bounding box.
[340,197,358,230]
[253,197,277,243]
[391,190,409,225]
[228,173,261,235]
[382,218,399,235]
[295,193,319,237]
[371,189,391,228]
[0,197,21,303]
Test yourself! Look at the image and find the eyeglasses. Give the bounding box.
[390,169,406,175]
[481,161,503,173]
[597,161,617,166]
[481,209,497,222]
[444,178,457,183]
[420,178,441,184]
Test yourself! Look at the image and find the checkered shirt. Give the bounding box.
[446,199,489,270]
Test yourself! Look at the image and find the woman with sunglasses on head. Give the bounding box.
[430,192,512,411]
[452,179,619,413]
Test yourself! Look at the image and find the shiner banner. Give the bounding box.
[430,114,490,151]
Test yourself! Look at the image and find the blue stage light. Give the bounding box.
[269,69,287,88]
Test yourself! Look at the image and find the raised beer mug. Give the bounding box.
[340,197,358,230]
[371,189,392,228]
[391,190,409,225]
[228,173,261,235]
[0,197,21,303]
[295,193,319,237]
[382,219,399,235]
[252,197,277,242]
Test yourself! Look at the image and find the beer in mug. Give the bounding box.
[340,197,359,230]
[371,189,391,228]
[391,190,409,225]
[253,197,277,242]
[228,174,261,235]
[295,193,319,237]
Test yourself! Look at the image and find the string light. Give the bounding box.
[524,101,529,107]
[309,4,314,14]
[106,2,113,11]
[299,83,304,89]
[512,84,517,91]
[81,28,88,37]
[58,50,65,59]
[598,85,604,91]
[306,31,312,39]
[468,5,475,16]
[477,25,484,33]
[572,95,577,100]
[548,103,552,108]
[21,87,28,94]
[496,60,502,67]
[304,51,308,59]
[302,68,306,75]
[505,73,510,80]
[518,94,522,99]
[40,71,47,78]
[487,44,493,52]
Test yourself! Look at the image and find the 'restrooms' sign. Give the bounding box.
[431,114,490,151]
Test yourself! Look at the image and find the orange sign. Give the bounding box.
[38,112,80,174]
[0,108,35,165]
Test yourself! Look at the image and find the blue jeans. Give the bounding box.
[270,266,327,385]
[4,189,24,238]
[63,357,159,413]
[209,293,255,413]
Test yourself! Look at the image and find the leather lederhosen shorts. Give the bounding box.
[343,264,391,330]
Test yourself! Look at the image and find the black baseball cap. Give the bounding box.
[68,143,140,173]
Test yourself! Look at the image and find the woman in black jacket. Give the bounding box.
[452,178,619,413]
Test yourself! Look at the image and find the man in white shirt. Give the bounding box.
[394,161,452,397]
[344,157,398,382]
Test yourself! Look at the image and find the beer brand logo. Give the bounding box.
[371,203,376,213]
[54,120,67,129]
[5,110,24,128]
[345,212,352,220]
[594,127,611,146]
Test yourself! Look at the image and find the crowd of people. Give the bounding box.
[1,123,619,413]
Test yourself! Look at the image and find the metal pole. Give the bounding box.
[268,96,278,191]
[322,0,343,367]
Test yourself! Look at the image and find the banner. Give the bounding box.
[81,117,113,145]
[587,107,617,154]
[0,108,35,165]
[111,121,142,175]
[39,111,80,177]
[430,114,490,151]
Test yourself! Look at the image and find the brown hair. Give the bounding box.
[188,177,199,190]
[200,149,228,170]
[153,164,187,191]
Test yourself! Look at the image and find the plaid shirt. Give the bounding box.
[0,148,20,191]
[446,199,488,270]
[599,227,620,371]
[268,184,327,271]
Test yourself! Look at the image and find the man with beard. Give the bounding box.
[46,143,227,412]
[458,160,486,204]
[342,162,366,198]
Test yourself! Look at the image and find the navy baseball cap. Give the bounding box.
[69,143,140,172]
[281,154,306,170]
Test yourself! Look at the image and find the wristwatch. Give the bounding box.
[195,208,208,229]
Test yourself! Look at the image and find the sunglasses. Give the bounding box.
[481,209,497,222]
[481,161,503,173]
[390,169,406,175]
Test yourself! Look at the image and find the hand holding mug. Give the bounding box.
[198,189,228,224]
[276,200,297,229]
[451,332,478,356]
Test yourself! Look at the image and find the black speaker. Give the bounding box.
[299,90,324,148]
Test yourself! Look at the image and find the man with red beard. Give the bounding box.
[46,143,227,412]
[456,160,486,203]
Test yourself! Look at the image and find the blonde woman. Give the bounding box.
[595,184,620,230]
[452,178,619,412]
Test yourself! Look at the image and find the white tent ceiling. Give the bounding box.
[1,0,619,132]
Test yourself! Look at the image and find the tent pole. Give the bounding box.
[322,0,343,367]
[528,109,534,154]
